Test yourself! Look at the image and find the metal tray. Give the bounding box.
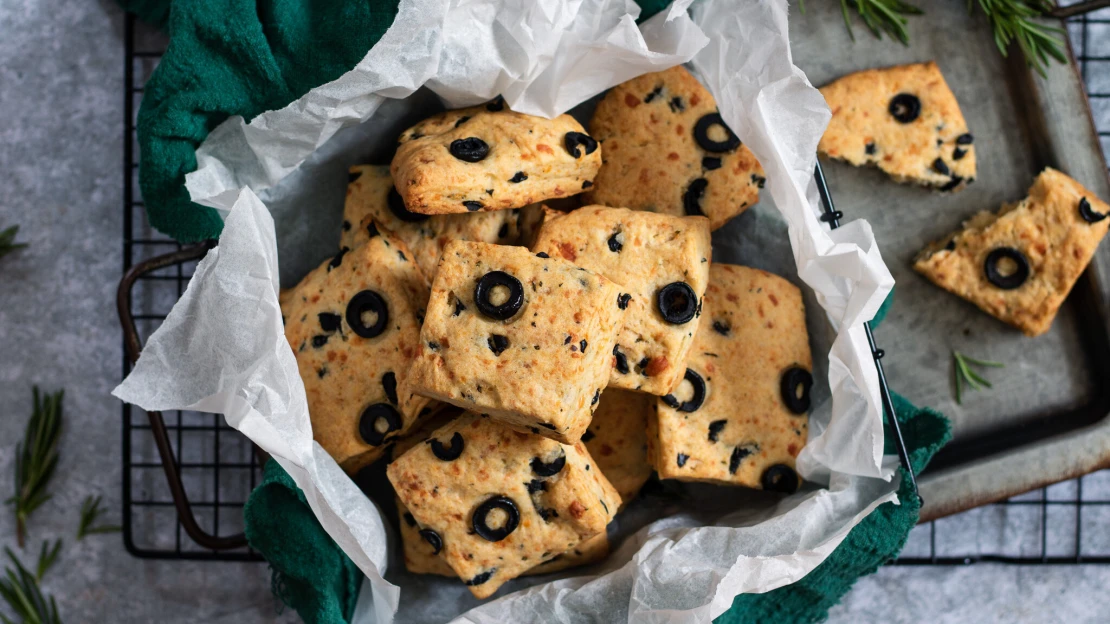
[791,2,1110,521]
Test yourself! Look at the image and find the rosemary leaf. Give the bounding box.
[34,541,61,583]
[0,226,27,261]
[953,350,1004,403]
[76,496,121,541]
[5,388,64,549]
[0,548,61,624]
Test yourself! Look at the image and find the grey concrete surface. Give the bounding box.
[0,1,1107,623]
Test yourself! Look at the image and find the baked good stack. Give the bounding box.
[281,66,814,598]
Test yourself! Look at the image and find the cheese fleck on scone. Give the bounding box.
[532,205,712,395]
[387,413,619,598]
[281,226,432,473]
[586,66,765,231]
[405,241,624,443]
[648,264,811,491]
[390,101,601,215]
[914,167,1110,336]
[819,61,976,191]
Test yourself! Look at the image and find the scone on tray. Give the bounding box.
[404,240,625,444]
[914,167,1110,336]
[586,65,765,231]
[819,61,976,191]
[387,413,620,599]
[647,264,811,492]
[532,205,712,396]
[281,226,433,473]
[391,100,602,215]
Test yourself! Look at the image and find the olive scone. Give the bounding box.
[914,167,1110,336]
[819,61,976,191]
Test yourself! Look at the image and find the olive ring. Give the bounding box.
[984,247,1030,290]
[662,368,707,413]
[358,403,402,446]
[474,271,525,320]
[472,495,520,542]
[888,93,921,124]
[761,464,800,494]
[657,282,698,325]
[428,432,465,461]
[346,290,389,339]
[530,451,566,477]
[780,367,813,414]
[693,113,740,153]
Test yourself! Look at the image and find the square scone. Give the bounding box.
[404,240,624,443]
[342,164,542,279]
[387,413,620,598]
[582,389,653,506]
[391,101,602,215]
[819,61,976,191]
[532,205,712,395]
[648,264,811,492]
[397,498,609,578]
[914,167,1110,336]
[281,226,433,473]
[586,65,765,230]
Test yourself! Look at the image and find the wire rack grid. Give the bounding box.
[120,9,1110,563]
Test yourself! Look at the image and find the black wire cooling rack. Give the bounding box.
[119,8,1110,563]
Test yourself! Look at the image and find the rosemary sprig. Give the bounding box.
[953,350,1005,404]
[0,546,62,624]
[0,225,26,260]
[970,0,1067,77]
[34,542,61,583]
[840,0,923,44]
[76,496,120,540]
[6,388,64,548]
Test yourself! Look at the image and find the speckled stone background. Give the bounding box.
[0,1,1107,622]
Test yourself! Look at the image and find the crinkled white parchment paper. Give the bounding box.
[115,1,899,622]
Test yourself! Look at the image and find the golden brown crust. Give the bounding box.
[532,205,712,395]
[582,389,652,505]
[280,228,433,473]
[647,264,810,488]
[387,413,619,598]
[586,66,764,230]
[404,241,624,443]
[913,168,1110,336]
[818,61,976,191]
[390,105,601,215]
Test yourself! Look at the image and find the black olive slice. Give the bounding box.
[463,201,484,212]
[617,293,631,310]
[676,453,689,467]
[387,186,429,223]
[661,368,706,413]
[956,133,974,145]
[382,372,398,405]
[346,290,389,339]
[531,451,566,477]
[318,312,342,333]
[450,137,490,163]
[1079,197,1107,223]
[465,569,497,586]
[683,178,708,216]
[328,247,349,271]
[472,496,520,542]
[474,271,525,320]
[729,444,757,475]
[712,320,730,336]
[428,432,464,461]
[509,171,527,183]
[702,157,722,171]
[657,282,698,324]
[888,93,921,124]
[780,367,813,414]
[953,147,967,161]
[693,113,740,152]
[608,231,623,252]
[761,464,800,494]
[564,132,598,158]
[613,345,629,374]
[359,403,402,446]
[488,334,510,355]
[708,419,727,442]
[932,158,950,176]
[984,247,1030,290]
[419,528,443,554]
[486,95,505,112]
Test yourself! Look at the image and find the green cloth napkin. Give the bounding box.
[121,1,951,621]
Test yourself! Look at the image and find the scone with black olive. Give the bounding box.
[914,168,1110,336]
[387,412,619,598]
[647,263,811,492]
[391,99,601,215]
[819,61,976,191]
